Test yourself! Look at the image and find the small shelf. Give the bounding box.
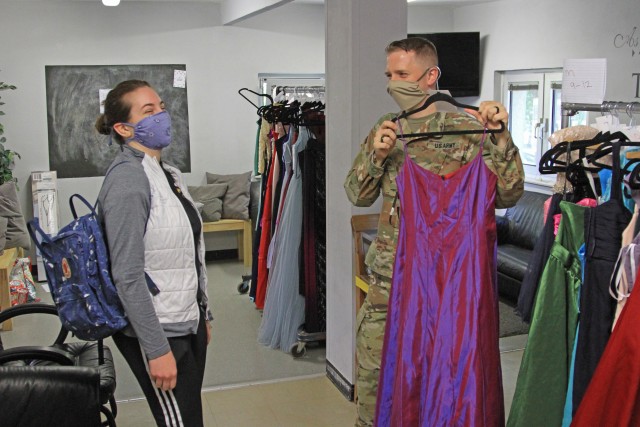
[0,247,23,331]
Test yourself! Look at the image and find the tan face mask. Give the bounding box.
[386,66,439,111]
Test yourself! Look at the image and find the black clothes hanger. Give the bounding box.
[584,132,630,166]
[396,92,478,119]
[538,138,601,199]
[391,92,505,138]
[258,100,302,125]
[238,88,273,110]
[539,139,600,175]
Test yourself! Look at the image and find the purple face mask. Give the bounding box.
[124,111,172,149]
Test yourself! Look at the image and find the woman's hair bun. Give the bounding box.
[95,114,111,135]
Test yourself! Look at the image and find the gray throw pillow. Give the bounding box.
[188,184,228,204]
[206,171,251,220]
[0,216,8,253]
[201,198,223,222]
[0,182,31,251]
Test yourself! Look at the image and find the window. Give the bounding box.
[499,70,587,184]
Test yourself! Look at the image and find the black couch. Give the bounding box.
[496,190,548,303]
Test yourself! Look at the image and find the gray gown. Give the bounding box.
[258,127,309,352]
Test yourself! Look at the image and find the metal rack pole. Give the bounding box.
[561,101,640,128]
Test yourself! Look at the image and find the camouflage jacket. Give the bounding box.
[344,111,525,279]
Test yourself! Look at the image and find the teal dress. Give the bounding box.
[507,201,587,427]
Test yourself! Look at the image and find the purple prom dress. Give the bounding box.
[375,136,505,426]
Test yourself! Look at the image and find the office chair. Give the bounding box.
[0,302,117,427]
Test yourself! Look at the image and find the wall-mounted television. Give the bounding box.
[408,32,480,97]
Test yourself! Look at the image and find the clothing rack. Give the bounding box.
[272,85,325,102]
[561,101,640,128]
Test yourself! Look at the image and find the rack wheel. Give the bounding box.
[290,342,306,358]
[237,281,250,294]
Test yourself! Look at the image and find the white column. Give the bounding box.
[325,0,407,393]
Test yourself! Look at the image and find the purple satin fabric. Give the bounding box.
[375,148,505,426]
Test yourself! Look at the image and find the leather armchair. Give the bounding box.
[0,303,117,427]
[496,191,548,303]
[0,366,101,427]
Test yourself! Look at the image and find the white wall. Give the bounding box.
[408,5,454,34]
[454,0,640,104]
[0,1,324,252]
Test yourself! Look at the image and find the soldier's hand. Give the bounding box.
[373,120,398,164]
[465,101,510,149]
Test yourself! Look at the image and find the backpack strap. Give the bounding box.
[26,217,53,259]
[69,161,129,219]
[69,194,97,220]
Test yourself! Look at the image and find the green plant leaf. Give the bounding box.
[0,74,18,187]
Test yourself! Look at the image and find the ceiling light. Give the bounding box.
[102,0,120,6]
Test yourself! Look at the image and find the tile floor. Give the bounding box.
[2,258,527,426]
[115,334,527,426]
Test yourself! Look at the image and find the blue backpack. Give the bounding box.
[27,194,128,340]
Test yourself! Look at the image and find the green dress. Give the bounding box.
[507,201,587,427]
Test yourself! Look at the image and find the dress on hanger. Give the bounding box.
[255,131,286,309]
[301,133,326,333]
[258,128,308,352]
[610,189,640,329]
[507,201,587,426]
[572,146,632,414]
[516,126,599,323]
[517,192,564,322]
[375,133,504,426]
[571,272,640,426]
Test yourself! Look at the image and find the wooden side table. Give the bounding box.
[0,247,24,331]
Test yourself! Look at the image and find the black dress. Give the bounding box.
[572,144,632,414]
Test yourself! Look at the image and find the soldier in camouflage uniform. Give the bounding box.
[344,38,524,427]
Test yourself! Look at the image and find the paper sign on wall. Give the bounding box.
[562,58,607,104]
[174,70,186,88]
[99,89,111,114]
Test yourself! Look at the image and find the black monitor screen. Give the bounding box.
[408,32,480,97]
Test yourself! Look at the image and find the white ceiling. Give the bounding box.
[18,0,498,5]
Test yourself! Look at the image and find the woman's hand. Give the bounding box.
[149,351,178,391]
[206,320,212,345]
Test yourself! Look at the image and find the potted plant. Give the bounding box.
[0,76,29,252]
[0,79,20,187]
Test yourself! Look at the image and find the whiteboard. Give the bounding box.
[45,64,191,178]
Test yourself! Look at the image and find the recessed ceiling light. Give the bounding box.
[102,0,120,6]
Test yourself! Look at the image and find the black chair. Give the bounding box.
[0,303,117,427]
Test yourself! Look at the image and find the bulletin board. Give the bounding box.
[45,64,190,178]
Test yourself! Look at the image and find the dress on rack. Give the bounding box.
[516,192,563,322]
[301,133,326,333]
[257,128,308,352]
[254,133,279,309]
[571,272,640,426]
[611,201,640,329]
[572,147,631,414]
[507,201,587,427]
[375,136,504,426]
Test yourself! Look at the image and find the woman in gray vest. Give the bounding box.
[96,80,212,427]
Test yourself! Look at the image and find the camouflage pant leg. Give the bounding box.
[355,274,391,427]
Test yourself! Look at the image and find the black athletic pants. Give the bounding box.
[113,312,208,427]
